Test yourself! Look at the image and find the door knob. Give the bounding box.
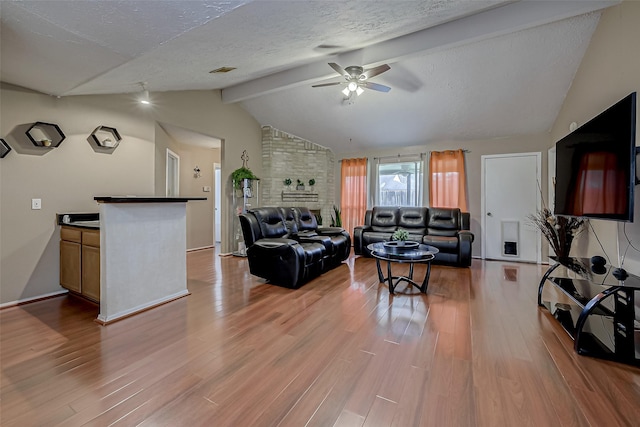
[487,212,493,217]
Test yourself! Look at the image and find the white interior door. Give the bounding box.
[214,163,221,243]
[166,149,180,197]
[482,152,541,263]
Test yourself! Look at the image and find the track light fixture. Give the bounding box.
[139,82,151,105]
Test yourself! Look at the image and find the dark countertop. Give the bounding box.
[57,213,100,229]
[94,196,206,203]
[61,221,100,230]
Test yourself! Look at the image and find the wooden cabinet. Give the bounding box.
[60,240,81,292]
[60,226,100,302]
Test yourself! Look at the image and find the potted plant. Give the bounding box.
[283,178,292,190]
[384,229,419,252]
[296,179,305,191]
[231,166,258,190]
[308,178,316,189]
[330,205,342,227]
[528,208,585,260]
[391,229,409,242]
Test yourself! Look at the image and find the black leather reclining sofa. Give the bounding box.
[353,206,474,267]
[239,207,351,289]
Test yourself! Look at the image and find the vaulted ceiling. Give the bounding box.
[0,0,620,153]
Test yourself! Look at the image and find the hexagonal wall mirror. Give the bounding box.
[26,122,66,148]
[90,126,122,148]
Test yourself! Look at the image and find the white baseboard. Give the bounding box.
[96,290,190,324]
[0,290,69,309]
[187,245,214,252]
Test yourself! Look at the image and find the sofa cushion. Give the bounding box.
[398,207,428,234]
[362,231,394,245]
[278,207,299,235]
[423,235,459,252]
[426,208,461,237]
[295,207,319,231]
[251,207,287,238]
[370,207,399,232]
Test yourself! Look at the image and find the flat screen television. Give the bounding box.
[554,92,637,222]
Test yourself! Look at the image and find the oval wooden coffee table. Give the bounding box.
[367,242,439,294]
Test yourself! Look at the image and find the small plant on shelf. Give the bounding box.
[308,178,316,187]
[283,178,292,186]
[296,179,305,190]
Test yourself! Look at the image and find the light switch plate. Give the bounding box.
[203,186,211,192]
[31,198,42,210]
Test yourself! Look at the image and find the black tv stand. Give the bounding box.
[538,257,639,367]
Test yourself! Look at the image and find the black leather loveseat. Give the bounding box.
[353,206,474,267]
[239,207,351,289]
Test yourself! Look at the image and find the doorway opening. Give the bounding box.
[166,149,180,196]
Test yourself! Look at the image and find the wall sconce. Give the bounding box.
[194,166,201,178]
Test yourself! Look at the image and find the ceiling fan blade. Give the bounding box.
[312,82,343,88]
[328,62,349,78]
[363,82,391,93]
[361,64,390,80]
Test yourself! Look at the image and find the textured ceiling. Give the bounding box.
[0,0,620,153]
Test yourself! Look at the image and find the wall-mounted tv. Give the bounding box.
[554,92,637,222]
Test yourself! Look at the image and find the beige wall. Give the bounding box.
[153,124,221,249]
[149,90,263,254]
[0,84,261,305]
[550,0,640,271]
[0,83,155,304]
[338,134,551,257]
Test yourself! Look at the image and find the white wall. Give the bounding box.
[550,0,640,272]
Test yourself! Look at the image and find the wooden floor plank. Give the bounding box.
[1,250,639,426]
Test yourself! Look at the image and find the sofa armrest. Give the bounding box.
[457,230,474,243]
[247,238,305,288]
[457,231,474,267]
[253,237,299,248]
[353,225,370,255]
[316,227,346,235]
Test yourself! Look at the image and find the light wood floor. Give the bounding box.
[2,249,639,426]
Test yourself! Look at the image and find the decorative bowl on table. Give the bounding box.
[382,240,419,253]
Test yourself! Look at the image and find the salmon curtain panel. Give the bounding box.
[340,157,368,239]
[429,149,468,211]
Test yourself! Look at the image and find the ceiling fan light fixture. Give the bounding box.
[342,87,351,97]
[356,86,364,96]
[348,82,358,92]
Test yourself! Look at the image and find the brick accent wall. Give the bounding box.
[261,126,335,225]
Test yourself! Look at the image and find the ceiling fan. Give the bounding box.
[312,62,391,96]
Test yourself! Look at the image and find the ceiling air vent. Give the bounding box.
[209,66,236,74]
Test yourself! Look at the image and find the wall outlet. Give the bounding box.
[203,186,211,192]
[31,198,42,210]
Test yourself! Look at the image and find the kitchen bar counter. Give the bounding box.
[78,197,205,324]
[94,196,205,203]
